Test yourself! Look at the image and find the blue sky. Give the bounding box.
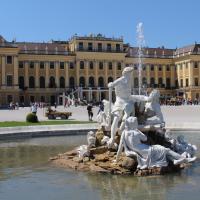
[0,0,200,48]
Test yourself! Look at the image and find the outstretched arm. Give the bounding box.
[108,77,124,88]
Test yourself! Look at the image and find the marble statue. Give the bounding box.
[96,100,112,129]
[87,131,96,148]
[144,89,164,125]
[115,117,196,169]
[107,67,151,148]
[172,135,197,158]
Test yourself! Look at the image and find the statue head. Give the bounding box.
[125,116,138,130]
[122,67,134,76]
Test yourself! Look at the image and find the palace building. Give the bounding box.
[0,34,200,106]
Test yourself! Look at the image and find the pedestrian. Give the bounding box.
[87,103,93,121]
[31,103,37,114]
[54,102,57,109]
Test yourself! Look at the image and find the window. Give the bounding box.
[70,62,74,69]
[150,77,155,87]
[158,65,162,71]
[69,77,75,88]
[134,64,137,70]
[79,42,83,51]
[166,65,170,71]
[98,77,104,87]
[40,76,45,88]
[186,62,188,69]
[60,77,65,88]
[7,95,13,103]
[186,78,189,87]
[89,61,93,69]
[29,76,35,88]
[88,43,93,51]
[99,62,103,70]
[79,77,85,87]
[107,43,111,51]
[98,43,102,51]
[19,61,24,68]
[30,96,35,103]
[41,96,45,102]
[166,78,171,88]
[50,62,54,69]
[49,76,56,88]
[195,78,198,86]
[150,64,154,71]
[19,76,24,89]
[180,64,182,70]
[40,62,44,69]
[158,78,163,87]
[194,62,198,68]
[116,44,120,52]
[117,62,121,70]
[142,64,146,71]
[142,77,147,86]
[89,77,95,87]
[180,79,183,87]
[80,61,84,69]
[108,62,112,70]
[134,77,138,87]
[60,62,64,69]
[7,75,13,86]
[108,77,113,83]
[6,56,12,64]
[29,61,34,68]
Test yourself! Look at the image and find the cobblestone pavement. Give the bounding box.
[0,105,200,126]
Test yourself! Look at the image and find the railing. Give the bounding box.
[19,50,75,56]
[76,48,124,53]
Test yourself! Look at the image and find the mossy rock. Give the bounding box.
[26,113,38,123]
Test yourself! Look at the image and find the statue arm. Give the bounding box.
[132,95,151,102]
[137,129,147,142]
[108,77,123,88]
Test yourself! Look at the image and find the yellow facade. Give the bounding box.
[0,34,200,106]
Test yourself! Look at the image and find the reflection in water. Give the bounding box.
[0,132,199,200]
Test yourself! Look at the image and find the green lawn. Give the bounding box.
[0,120,96,127]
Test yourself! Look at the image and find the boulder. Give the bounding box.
[121,157,137,170]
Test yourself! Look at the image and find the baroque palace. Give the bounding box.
[0,34,200,106]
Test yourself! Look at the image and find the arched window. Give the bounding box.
[108,77,113,83]
[142,77,147,86]
[150,77,155,87]
[49,76,56,88]
[29,76,35,88]
[19,76,24,89]
[134,77,138,87]
[89,76,95,87]
[158,77,163,87]
[98,77,104,87]
[69,77,75,88]
[60,77,65,88]
[79,77,85,87]
[166,78,171,88]
[40,76,45,88]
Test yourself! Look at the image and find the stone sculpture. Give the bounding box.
[115,117,196,169]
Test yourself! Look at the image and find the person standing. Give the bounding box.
[87,103,93,121]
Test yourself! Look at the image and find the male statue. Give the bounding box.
[107,66,151,148]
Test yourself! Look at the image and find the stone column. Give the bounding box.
[170,65,175,87]
[25,61,29,87]
[65,62,69,87]
[45,62,49,88]
[86,61,89,87]
[189,62,194,86]
[35,61,39,88]
[113,61,117,80]
[55,61,59,88]
[162,65,166,86]
[13,56,19,89]
[182,63,186,87]
[1,56,6,87]
[105,61,108,86]
[155,65,158,85]
[95,61,98,87]
[76,60,80,87]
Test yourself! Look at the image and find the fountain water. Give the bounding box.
[136,22,145,95]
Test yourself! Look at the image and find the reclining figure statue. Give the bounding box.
[115,116,196,169]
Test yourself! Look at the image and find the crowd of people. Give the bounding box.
[161,98,200,106]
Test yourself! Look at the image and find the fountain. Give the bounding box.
[50,24,197,176]
[136,22,145,95]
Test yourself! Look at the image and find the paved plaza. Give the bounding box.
[0,105,200,130]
